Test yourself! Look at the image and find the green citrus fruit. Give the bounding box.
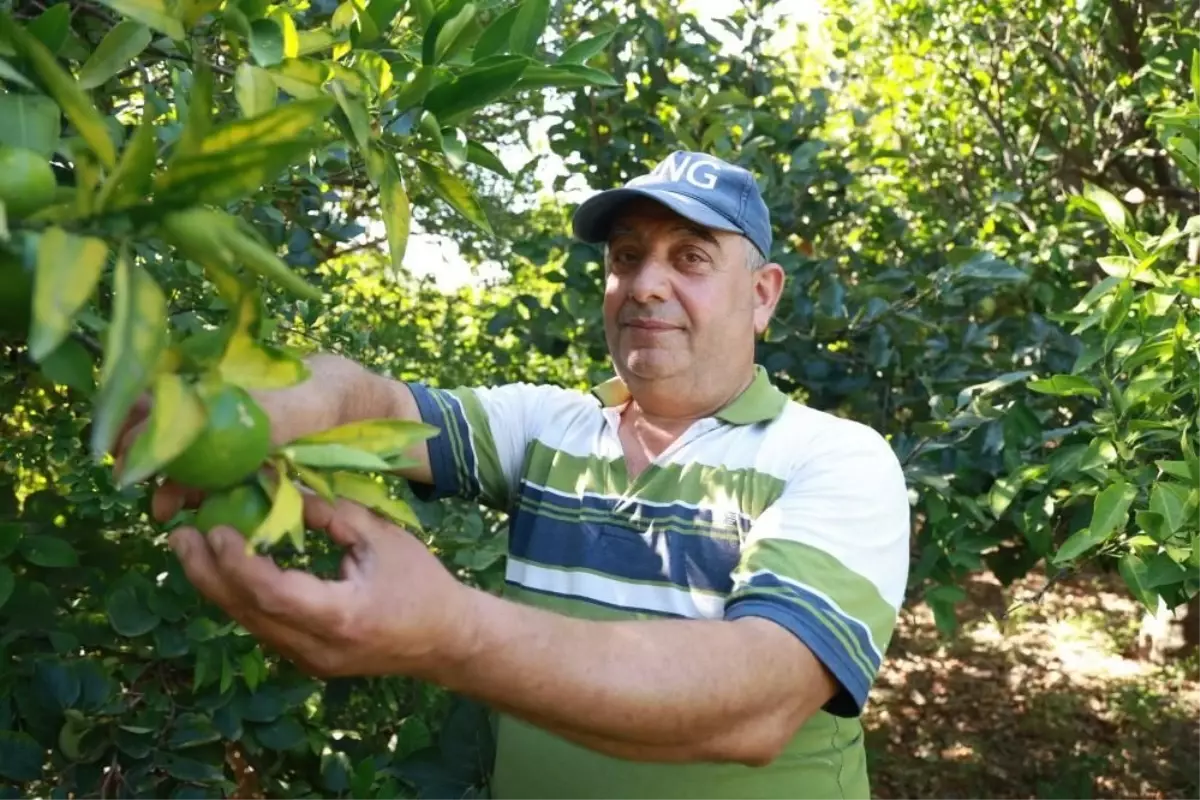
[195,482,271,536]
[162,383,272,491]
[0,145,57,219]
[0,248,32,336]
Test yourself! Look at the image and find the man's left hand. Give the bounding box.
[167,493,476,679]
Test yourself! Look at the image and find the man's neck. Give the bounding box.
[619,368,756,455]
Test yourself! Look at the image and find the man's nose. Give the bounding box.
[628,253,672,304]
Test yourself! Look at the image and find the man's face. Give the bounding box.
[601,198,783,391]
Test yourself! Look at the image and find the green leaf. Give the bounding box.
[379,157,411,274]
[250,465,305,552]
[559,28,615,64]
[283,443,394,471]
[235,63,277,117]
[0,564,13,610]
[95,109,158,212]
[30,228,109,362]
[89,250,168,461]
[39,336,95,394]
[1192,48,1199,99]
[168,713,222,749]
[95,0,185,39]
[0,523,21,559]
[1097,255,1157,283]
[0,93,59,157]
[513,62,619,89]
[417,157,493,234]
[1083,183,1129,233]
[20,534,80,567]
[28,4,70,54]
[250,17,285,66]
[472,5,518,61]
[328,471,423,530]
[255,716,306,750]
[924,584,965,637]
[424,1,477,65]
[466,140,510,177]
[105,583,161,637]
[118,372,206,487]
[217,289,311,389]
[330,79,371,148]
[1118,553,1158,613]
[508,0,549,56]
[0,13,117,168]
[422,55,528,123]
[160,753,224,783]
[78,20,152,89]
[0,55,37,90]
[0,731,43,781]
[288,418,438,458]
[1150,482,1192,535]
[1157,460,1193,481]
[1053,480,1137,564]
[1026,374,1100,398]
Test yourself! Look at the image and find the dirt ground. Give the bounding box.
[864,569,1200,800]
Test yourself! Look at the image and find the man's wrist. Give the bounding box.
[417,584,500,690]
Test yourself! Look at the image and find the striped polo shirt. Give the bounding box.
[408,366,911,799]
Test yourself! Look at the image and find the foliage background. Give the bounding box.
[0,0,1196,797]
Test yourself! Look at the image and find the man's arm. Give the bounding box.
[426,590,838,767]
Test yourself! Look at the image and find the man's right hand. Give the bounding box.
[110,353,429,522]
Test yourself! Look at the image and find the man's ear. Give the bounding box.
[752,263,786,334]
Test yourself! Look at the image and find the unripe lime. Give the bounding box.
[162,383,272,491]
[195,483,271,536]
[0,145,57,219]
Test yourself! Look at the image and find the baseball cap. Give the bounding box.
[571,151,772,258]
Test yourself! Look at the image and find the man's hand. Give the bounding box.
[167,493,476,678]
[110,353,430,521]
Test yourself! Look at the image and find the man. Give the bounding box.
[116,151,911,799]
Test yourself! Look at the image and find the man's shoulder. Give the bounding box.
[767,399,897,460]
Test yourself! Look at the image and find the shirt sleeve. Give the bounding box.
[405,381,563,511]
[723,419,911,718]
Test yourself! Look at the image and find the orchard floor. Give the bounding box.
[863,568,1200,800]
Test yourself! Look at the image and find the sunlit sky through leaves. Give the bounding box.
[392,0,826,291]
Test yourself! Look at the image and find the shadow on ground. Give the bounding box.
[864,568,1200,800]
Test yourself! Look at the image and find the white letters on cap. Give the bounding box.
[643,153,723,191]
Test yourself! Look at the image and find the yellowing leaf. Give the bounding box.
[380,160,411,273]
[95,0,185,39]
[193,96,335,155]
[95,109,157,212]
[268,58,331,98]
[416,157,493,235]
[283,443,394,471]
[0,12,116,169]
[287,418,438,459]
[328,471,423,531]
[292,463,336,503]
[217,290,311,389]
[90,249,168,460]
[119,372,206,487]
[234,63,277,118]
[250,464,305,552]
[30,228,109,362]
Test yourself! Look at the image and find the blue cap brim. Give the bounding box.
[572,187,744,244]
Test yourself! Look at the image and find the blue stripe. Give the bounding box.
[509,488,740,594]
[522,482,752,537]
[724,597,870,718]
[505,581,687,619]
[407,383,478,501]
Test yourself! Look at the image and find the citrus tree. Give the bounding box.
[0,0,618,795]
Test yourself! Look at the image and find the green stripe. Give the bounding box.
[526,440,786,516]
[508,555,728,599]
[515,496,742,542]
[451,388,509,507]
[430,390,470,495]
[504,583,674,621]
[738,538,897,655]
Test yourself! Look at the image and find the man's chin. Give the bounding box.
[617,350,684,382]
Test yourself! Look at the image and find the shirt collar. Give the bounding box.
[589,365,787,425]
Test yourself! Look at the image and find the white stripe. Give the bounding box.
[733,568,882,660]
[507,558,726,619]
[521,479,751,526]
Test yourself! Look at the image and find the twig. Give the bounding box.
[998,565,1074,620]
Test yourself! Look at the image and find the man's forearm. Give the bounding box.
[424,587,836,766]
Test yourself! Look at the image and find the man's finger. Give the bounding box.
[151,481,205,522]
[168,527,243,611]
[302,494,377,549]
[207,526,358,632]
